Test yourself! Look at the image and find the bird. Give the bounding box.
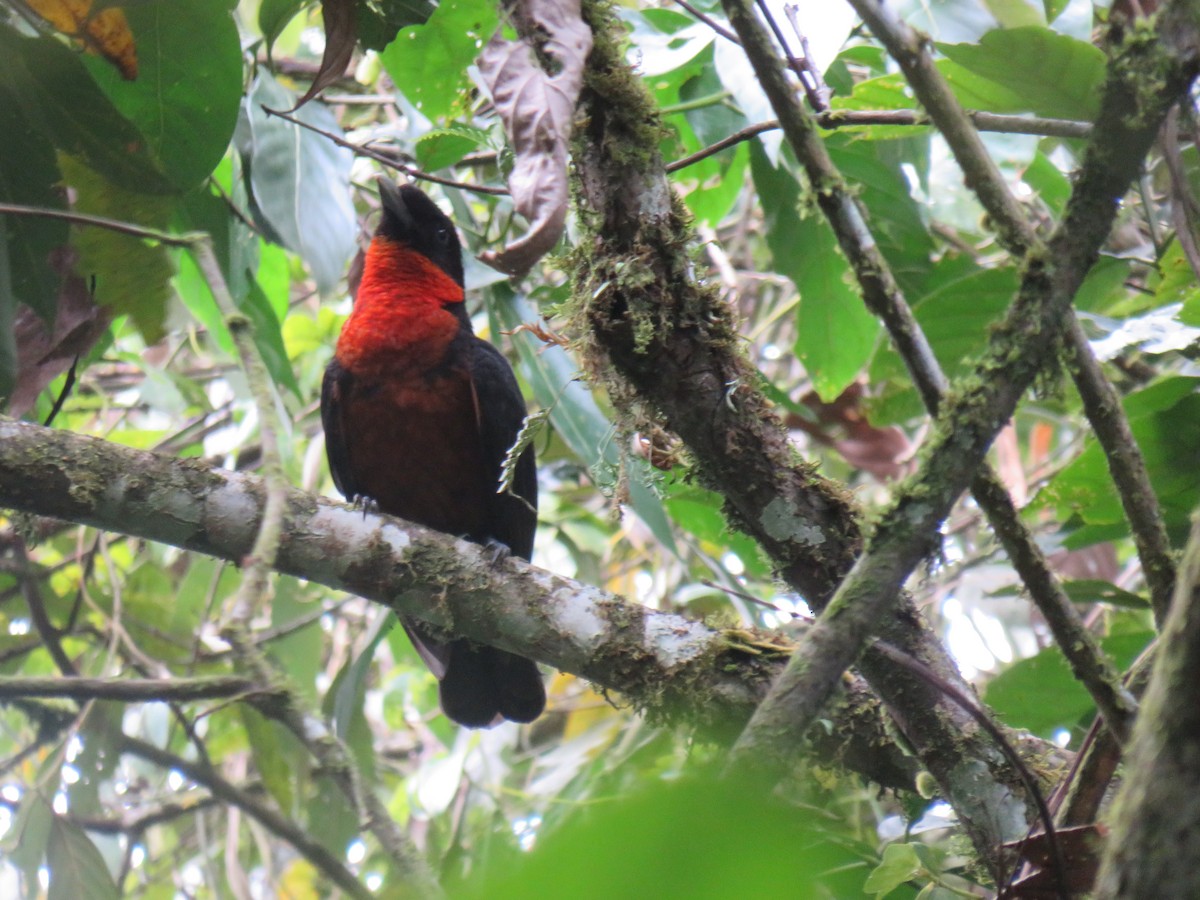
[321,180,545,727]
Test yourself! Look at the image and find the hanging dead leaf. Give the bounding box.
[8,248,112,417]
[290,0,357,111]
[1002,823,1107,898]
[24,0,138,80]
[477,0,592,277]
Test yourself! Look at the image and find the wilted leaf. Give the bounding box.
[478,0,593,276]
[25,0,138,80]
[292,0,357,110]
[9,258,111,417]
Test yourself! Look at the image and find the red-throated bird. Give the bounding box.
[321,181,544,727]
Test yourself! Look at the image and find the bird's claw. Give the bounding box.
[483,538,512,567]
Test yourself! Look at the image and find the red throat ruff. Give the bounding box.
[335,237,466,371]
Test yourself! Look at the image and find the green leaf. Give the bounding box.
[0,28,172,194]
[173,183,301,397]
[380,0,499,121]
[751,146,880,401]
[260,0,310,56]
[358,0,437,51]
[937,28,1106,120]
[415,125,488,170]
[238,74,357,293]
[865,843,924,895]
[83,0,243,193]
[1041,377,1200,540]
[240,706,299,817]
[792,219,879,401]
[490,290,680,556]
[982,0,1044,27]
[828,134,935,298]
[460,772,873,898]
[985,631,1153,738]
[269,577,324,705]
[242,278,303,398]
[57,156,175,344]
[1059,579,1149,609]
[1044,0,1071,22]
[330,611,393,780]
[47,815,118,900]
[4,794,53,884]
[664,484,769,579]
[1021,152,1072,217]
[0,221,16,403]
[0,97,66,323]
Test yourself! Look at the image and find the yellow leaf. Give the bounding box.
[25,0,138,80]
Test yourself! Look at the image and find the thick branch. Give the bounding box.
[1096,509,1200,896]
[0,418,917,790]
[731,3,1200,770]
[568,0,1056,867]
[848,0,1178,626]
[721,0,1136,753]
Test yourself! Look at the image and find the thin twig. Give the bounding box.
[668,0,738,42]
[665,110,1093,172]
[118,732,371,900]
[259,106,509,196]
[0,675,275,703]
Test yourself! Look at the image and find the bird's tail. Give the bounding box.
[440,641,546,727]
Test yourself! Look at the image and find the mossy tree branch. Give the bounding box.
[847,0,1178,629]
[0,418,918,791]
[566,0,1051,870]
[719,0,1137,753]
[728,0,1200,789]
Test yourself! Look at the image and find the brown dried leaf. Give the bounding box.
[291,0,357,111]
[1002,824,1107,898]
[9,249,111,417]
[478,0,592,277]
[25,0,138,80]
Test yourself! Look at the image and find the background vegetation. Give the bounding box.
[1,0,1198,896]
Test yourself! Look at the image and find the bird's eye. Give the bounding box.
[435,226,452,245]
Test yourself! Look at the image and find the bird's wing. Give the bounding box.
[321,358,360,502]
[470,338,538,561]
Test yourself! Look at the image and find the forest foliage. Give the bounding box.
[1,0,1199,896]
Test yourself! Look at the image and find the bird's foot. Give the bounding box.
[351,495,380,520]
[483,538,512,567]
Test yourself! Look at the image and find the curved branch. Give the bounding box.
[847,0,1178,626]
[0,418,917,791]
[731,0,1200,776]
[567,0,1064,870]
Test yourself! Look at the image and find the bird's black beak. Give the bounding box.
[377,178,414,234]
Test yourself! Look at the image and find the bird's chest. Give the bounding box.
[338,363,493,538]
